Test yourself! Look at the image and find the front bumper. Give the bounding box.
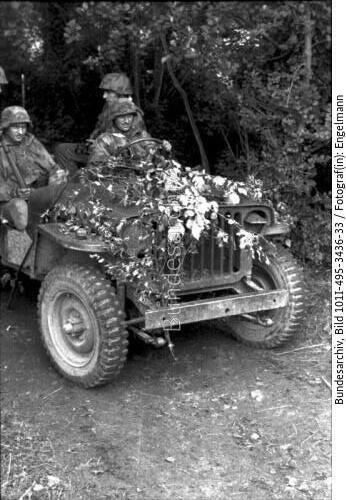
[145,289,288,330]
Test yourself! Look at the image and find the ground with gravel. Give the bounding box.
[0,267,331,500]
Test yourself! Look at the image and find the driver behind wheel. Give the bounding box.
[87,101,171,168]
[0,106,67,233]
[54,72,146,175]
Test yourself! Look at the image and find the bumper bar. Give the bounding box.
[145,289,288,330]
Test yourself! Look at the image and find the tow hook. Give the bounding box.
[129,326,166,348]
[240,313,273,327]
[241,277,274,326]
[243,277,265,292]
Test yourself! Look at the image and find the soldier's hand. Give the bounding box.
[49,168,68,185]
[162,140,172,152]
[84,139,95,154]
[16,187,31,200]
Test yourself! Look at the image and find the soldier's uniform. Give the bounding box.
[88,101,153,167]
[55,73,146,174]
[0,106,66,232]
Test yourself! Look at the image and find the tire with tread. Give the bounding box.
[227,245,305,348]
[38,263,128,388]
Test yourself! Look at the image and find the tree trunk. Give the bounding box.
[129,6,141,107]
[304,4,312,84]
[153,42,164,108]
[130,38,141,108]
[160,32,210,172]
[219,126,236,161]
[39,2,70,63]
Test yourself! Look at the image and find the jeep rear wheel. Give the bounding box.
[228,246,305,348]
[38,263,128,387]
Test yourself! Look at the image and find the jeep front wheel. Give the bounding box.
[228,246,305,348]
[38,263,128,387]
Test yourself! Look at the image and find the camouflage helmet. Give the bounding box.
[99,72,133,95]
[0,66,8,85]
[0,106,31,130]
[109,101,138,120]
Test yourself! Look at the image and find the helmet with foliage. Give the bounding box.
[99,73,133,95]
[109,101,138,120]
[0,66,8,85]
[0,106,31,130]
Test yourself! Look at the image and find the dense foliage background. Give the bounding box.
[0,1,331,265]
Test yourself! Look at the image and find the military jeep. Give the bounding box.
[0,138,305,388]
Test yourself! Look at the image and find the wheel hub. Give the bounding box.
[62,319,85,337]
[52,295,96,356]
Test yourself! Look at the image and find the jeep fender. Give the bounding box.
[33,223,107,279]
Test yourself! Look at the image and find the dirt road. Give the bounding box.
[0,269,331,500]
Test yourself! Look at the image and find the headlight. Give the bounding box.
[243,211,269,233]
[121,222,150,257]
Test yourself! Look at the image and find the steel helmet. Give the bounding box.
[109,101,138,120]
[0,66,8,85]
[0,106,31,130]
[99,73,133,95]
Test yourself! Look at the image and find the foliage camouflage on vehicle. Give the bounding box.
[52,147,276,304]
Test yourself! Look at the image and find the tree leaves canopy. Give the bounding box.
[0,1,331,264]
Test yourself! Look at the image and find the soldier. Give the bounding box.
[85,101,170,207]
[0,106,67,233]
[90,72,145,139]
[54,72,145,174]
[88,100,169,167]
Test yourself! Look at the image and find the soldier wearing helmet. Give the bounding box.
[99,72,133,95]
[0,106,67,232]
[88,101,153,167]
[90,72,145,139]
[54,72,146,175]
[0,105,30,131]
[88,101,170,167]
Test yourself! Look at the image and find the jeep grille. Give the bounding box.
[181,210,251,290]
[157,204,274,292]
